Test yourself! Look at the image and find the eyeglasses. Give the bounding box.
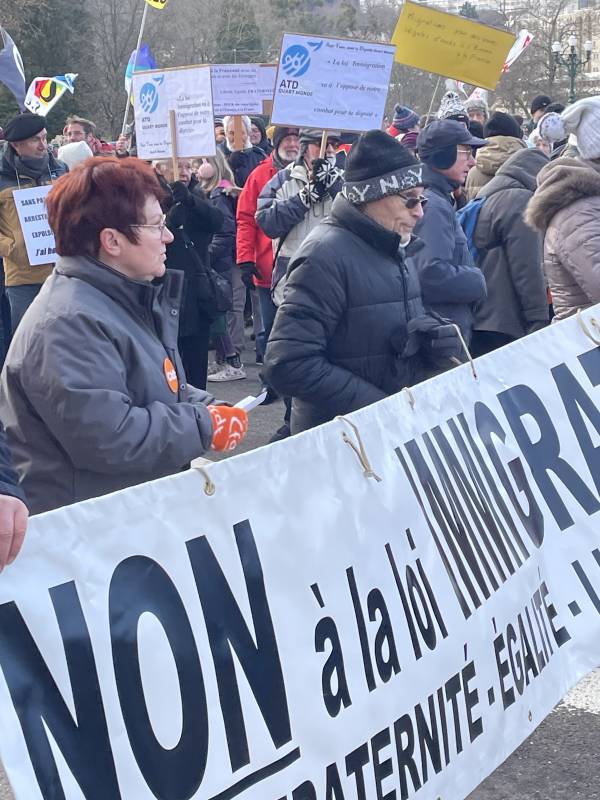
[398,194,428,209]
[457,146,476,157]
[131,214,168,237]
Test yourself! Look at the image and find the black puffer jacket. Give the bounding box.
[220,142,267,187]
[473,148,549,338]
[263,195,429,433]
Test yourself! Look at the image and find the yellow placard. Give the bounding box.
[144,0,168,8]
[391,1,515,90]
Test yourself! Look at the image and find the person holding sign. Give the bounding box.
[0,112,68,331]
[221,115,268,187]
[0,158,248,515]
[263,131,461,433]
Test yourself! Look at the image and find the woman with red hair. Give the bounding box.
[0,157,247,515]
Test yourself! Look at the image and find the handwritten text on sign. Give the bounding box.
[271,34,395,131]
[13,185,56,267]
[2,310,600,798]
[133,65,216,160]
[392,0,515,89]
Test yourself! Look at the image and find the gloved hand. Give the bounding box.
[171,180,193,207]
[312,158,343,197]
[526,319,548,335]
[208,405,249,452]
[402,313,462,363]
[299,182,324,208]
[239,262,260,291]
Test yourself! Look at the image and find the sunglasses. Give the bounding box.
[398,194,428,209]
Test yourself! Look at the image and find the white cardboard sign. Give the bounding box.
[211,64,264,115]
[271,33,395,131]
[13,185,56,266]
[3,311,600,798]
[133,66,216,160]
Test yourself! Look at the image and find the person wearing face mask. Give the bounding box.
[0,113,68,331]
[235,126,300,363]
[262,131,461,434]
[221,115,268,187]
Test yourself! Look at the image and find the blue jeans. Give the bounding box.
[6,284,42,333]
[257,287,277,357]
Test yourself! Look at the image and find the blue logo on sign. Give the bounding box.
[282,44,312,77]
[139,82,159,113]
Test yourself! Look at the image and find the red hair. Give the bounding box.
[46,157,166,256]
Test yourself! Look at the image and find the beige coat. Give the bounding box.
[525,157,600,321]
[465,136,526,202]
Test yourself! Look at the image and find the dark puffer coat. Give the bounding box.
[413,165,487,341]
[473,147,549,338]
[263,195,429,433]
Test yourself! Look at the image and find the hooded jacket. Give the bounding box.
[472,148,549,338]
[0,256,214,514]
[465,135,526,202]
[413,165,487,341]
[0,145,68,286]
[263,195,430,433]
[525,157,600,320]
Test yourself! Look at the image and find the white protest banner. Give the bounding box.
[271,33,395,131]
[13,185,56,266]
[257,63,277,100]
[3,309,600,799]
[211,64,263,116]
[132,65,216,159]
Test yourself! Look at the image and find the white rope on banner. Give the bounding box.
[450,323,478,380]
[402,386,416,410]
[577,309,600,347]
[193,464,216,496]
[336,416,382,482]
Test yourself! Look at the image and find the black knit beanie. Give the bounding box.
[484,111,522,139]
[342,130,423,204]
[273,126,299,150]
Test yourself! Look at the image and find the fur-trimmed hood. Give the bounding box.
[525,157,600,231]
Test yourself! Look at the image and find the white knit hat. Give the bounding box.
[57,141,93,169]
[560,96,600,160]
[537,112,566,144]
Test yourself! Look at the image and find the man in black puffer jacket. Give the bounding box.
[263,131,462,433]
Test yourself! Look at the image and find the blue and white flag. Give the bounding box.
[125,44,157,96]
[0,26,26,110]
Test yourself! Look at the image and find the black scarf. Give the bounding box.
[4,145,50,182]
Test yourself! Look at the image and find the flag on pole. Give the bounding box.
[144,0,168,9]
[466,87,489,105]
[0,26,26,110]
[124,44,157,96]
[503,29,534,72]
[24,73,78,116]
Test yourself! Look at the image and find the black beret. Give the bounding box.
[2,113,46,143]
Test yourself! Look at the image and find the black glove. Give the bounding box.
[171,181,193,207]
[312,157,343,198]
[239,262,260,291]
[402,313,462,363]
[167,202,186,230]
[310,158,330,201]
[526,319,548,335]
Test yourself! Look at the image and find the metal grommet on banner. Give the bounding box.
[577,309,600,346]
[336,416,382,483]
[450,323,478,380]
[193,465,216,496]
[402,387,416,410]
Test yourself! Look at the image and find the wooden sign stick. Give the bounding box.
[233,115,244,151]
[169,109,179,179]
[319,130,329,158]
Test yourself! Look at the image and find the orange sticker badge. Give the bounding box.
[163,357,178,393]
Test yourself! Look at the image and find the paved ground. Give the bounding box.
[1,339,599,798]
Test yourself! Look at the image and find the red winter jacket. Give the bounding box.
[236,153,278,288]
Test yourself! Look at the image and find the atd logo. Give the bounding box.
[139,82,159,114]
[281,40,323,78]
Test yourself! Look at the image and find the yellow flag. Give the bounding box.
[392,1,515,90]
[144,0,168,9]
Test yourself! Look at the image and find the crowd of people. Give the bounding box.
[0,88,599,565]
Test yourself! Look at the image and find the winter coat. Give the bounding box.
[525,157,600,321]
[0,146,68,287]
[0,256,214,515]
[472,148,549,338]
[251,118,274,155]
[263,194,430,433]
[208,183,238,282]
[0,425,26,505]
[256,159,343,303]
[413,165,487,341]
[236,153,281,288]
[220,142,267,187]
[164,185,224,335]
[465,136,526,202]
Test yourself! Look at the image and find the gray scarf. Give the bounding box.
[4,145,50,182]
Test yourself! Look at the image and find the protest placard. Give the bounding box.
[258,63,277,113]
[211,64,263,116]
[271,33,395,131]
[13,185,56,266]
[132,65,216,160]
[2,308,600,799]
[392,0,515,90]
